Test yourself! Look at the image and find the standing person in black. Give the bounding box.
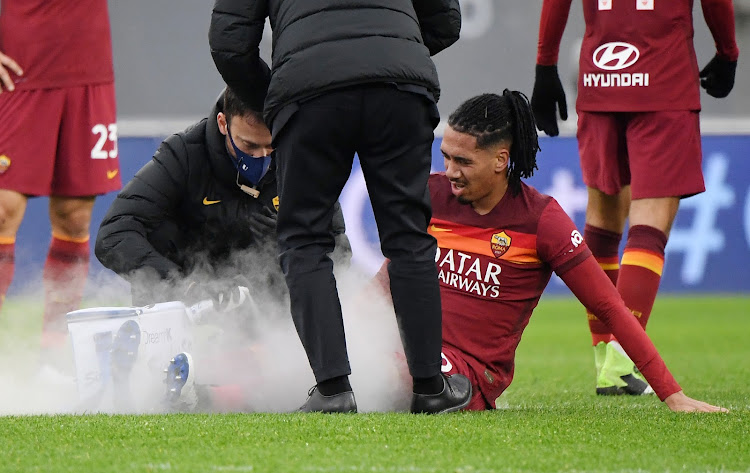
[209,1,471,414]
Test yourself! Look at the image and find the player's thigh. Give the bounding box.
[440,347,490,411]
[577,111,630,196]
[53,83,120,197]
[48,195,95,239]
[0,189,28,237]
[626,110,704,199]
[0,89,65,196]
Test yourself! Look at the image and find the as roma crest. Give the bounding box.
[0,155,10,174]
[490,231,511,258]
[272,196,280,211]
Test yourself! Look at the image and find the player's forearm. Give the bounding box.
[701,0,739,61]
[536,0,574,65]
[560,257,681,400]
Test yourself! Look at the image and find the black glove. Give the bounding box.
[248,206,277,243]
[183,275,252,311]
[531,64,568,137]
[700,54,737,99]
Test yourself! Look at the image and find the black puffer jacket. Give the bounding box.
[209,0,461,124]
[95,95,349,304]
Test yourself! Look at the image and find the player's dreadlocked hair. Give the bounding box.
[447,90,540,195]
[223,86,264,125]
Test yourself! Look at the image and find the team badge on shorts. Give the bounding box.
[490,231,511,258]
[0,155,10,174]
[272,196,280,211]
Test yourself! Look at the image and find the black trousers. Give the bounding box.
[273,85,443,382]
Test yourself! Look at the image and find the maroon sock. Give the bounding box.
[617,225,667,330]
[0,239,14,312]
[42,235,90,349]
[583,224,621,345]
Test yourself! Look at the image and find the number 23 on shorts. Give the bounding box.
[91,123,118,160]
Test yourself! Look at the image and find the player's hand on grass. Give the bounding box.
[664,390,729,413]
[0,50,23,92]
[531,64,568,137]
[699,54,737,99]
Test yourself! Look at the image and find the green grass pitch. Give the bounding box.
[0,295,747,472]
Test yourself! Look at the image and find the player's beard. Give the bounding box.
[450,180,472,205]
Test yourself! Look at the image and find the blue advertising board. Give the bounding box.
[8,135,750,297]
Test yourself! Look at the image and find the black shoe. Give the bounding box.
[410,373,472,414]
[298,386,357,413]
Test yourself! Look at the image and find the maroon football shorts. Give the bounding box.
[441,345,492,411]
[0,83,121,196]
[577,110,705,199]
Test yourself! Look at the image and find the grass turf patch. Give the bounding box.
[0,295,748,472]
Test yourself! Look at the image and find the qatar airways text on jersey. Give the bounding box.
[435,247,502,299]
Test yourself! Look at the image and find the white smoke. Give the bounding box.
[0,257,411,415]
[0,282,79,416]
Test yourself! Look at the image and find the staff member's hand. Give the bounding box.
[248,206,277,242]
[183,275,253,312]
[0,50,23,93]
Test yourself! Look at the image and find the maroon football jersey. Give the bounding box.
[428,173,591,406]
[538,0,739,112]
[0,0,114,90]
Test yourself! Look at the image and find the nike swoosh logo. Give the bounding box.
[106,170,119,179]
[430,224,452,233]
[202,197,221,205]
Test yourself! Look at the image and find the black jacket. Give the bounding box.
[95,95,349,304]
[209,0,461,124]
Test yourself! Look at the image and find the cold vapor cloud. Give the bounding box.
[0,251,411,415]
